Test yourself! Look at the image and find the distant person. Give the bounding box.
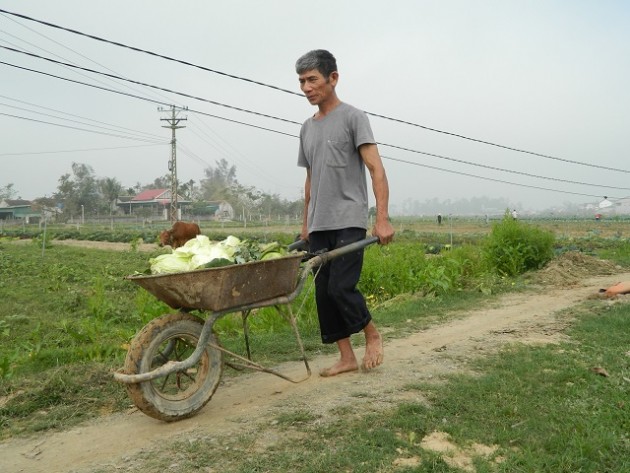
[437,213,442,225]
[511,209,518,220]
[484,214,489,225]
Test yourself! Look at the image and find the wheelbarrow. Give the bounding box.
[114,236,378,421]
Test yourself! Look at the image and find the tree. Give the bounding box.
[0,183,18,200]
[179,179,197,200]
[56,163,99,221]
[145,174,172,190]
[200,159,237,202]
[232,183,262,222]
[99,177,122,216]
[255,192,301,220]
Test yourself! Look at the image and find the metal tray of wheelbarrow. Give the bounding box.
[125,252,305,312]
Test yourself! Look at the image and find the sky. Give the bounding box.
[1,0,629,214]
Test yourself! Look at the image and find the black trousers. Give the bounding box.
[309,228,372,344]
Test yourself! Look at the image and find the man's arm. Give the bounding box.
[359,143,395,244]
[300,168,311,241]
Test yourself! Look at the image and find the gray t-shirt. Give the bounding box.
[297,102,375,233]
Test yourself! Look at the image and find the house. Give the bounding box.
[116,189,191,219]
[0,199,40,223]
[206,200,234,220]
[613,197,630,215]
[583,196,630,217]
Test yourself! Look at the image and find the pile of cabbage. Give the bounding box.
[149,235,287,274]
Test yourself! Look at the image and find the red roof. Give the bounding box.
[132,189,169,201]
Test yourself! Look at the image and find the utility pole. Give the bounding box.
[158,105,187,223]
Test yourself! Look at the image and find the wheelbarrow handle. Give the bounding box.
[305,236,379,267]
[288,239,309,251]
[289,236,379,254]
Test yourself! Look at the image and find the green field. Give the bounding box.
[1,217,629,471]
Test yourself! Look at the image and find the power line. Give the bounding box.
[1,45,302,126]
[0,100,164,141]
[0,111,165,143]
[2,58,626,197]
[0,59,170,107]
[0,59,296,139]
[0,143,165,157]
[5,44,630,179]
[382,155,619,200]
[0,8,301,96]
[0,46,630,190]
[188,108,298,138]
[0,56,630,196]
[0,11,177,105]
[0,30,163,106]
[0,7,623,173]
[187,117,294,190]
[379,142,630,191]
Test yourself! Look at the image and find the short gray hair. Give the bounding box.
[295,49,338,78]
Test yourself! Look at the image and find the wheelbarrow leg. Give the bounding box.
[276,304,311,377]
[218,304,311,382]
[241,309,253,360]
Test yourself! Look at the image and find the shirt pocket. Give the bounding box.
[326,139,352,168]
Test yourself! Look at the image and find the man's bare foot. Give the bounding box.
[362,330,384,370]
[319,359,359,377]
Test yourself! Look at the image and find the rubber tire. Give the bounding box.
[123,312,223,422]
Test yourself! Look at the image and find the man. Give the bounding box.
[296,49,395,377]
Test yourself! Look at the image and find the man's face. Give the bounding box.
[298,69,337,106]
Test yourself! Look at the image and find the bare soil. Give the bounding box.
[2,244,629,473]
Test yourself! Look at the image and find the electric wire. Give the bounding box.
[187,117,295,190]
[0,59,296,140]
[0,93,164,139]
[0,7,625,174]
[3,49,629,190]
[2,58,624,197]
[0,100,165,141]
[0,9,301,96]
[1,45,302,126]
[0,32,128,96]
[177,143,212,169]
[382,155,619,200]
[0,34,169,112]
[0,59,169,106]
[0,143,165,157]
[0,12,182,106]
[378,142,630,191]
[0,111,165,143]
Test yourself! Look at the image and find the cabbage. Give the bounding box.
[177,234,212,254]
[260,251,283,261]
[149,252,195,274]
[148,235,288,274]
[190,243,235,268]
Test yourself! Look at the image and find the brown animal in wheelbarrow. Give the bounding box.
[158,221,201,249]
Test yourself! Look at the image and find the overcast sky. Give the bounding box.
[1,1,629,213]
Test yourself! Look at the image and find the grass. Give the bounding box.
[1,224,629,459]
[408,301,630,472]
[0,237,507,438]
[123,300,630,473]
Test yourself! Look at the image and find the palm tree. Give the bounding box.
[99,177,122,216]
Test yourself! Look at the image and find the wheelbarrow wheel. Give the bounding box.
[124,312,223,422]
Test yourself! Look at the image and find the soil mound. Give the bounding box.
[528,251,621,286]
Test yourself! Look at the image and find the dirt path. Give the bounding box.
[2,268,628,473]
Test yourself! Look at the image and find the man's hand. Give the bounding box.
[300,226,309,242]
[373,219,395,245]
